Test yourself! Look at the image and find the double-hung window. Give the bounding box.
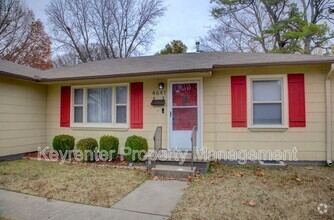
[72,84,128,128]
[248,75,288,129]
[74,89,84,123]
[115,86,128,123]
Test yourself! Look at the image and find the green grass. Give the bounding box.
[0,159,148,207]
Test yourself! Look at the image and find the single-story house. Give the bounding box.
[0,52,333,164]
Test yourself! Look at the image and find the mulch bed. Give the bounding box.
[23,152,146,170]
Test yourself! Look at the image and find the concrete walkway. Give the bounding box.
[0,180,188,220]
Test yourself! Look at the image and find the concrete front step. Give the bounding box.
[153,161,209,174]
[151,165,196,179]
[145,151,195,162]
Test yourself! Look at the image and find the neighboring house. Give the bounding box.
[0,52,333,164]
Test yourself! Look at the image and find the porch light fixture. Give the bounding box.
[158,82,164,90]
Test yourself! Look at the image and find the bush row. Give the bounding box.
[52,134,147,162]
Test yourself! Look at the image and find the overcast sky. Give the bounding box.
[24,0,215,55]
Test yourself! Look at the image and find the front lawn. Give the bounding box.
[171,163,334,219]
[0,159,148,207]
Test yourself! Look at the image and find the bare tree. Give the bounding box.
[52,51,79,67]
[299,0,334,53]
[203,0,334,54]
[52,43,109,67]
[0,0,34,56]
[200,29,262,52]
[202,0,273,53]
[46,0,166,64]
[199,27,244,52]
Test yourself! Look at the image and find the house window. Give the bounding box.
[74,89,83,123]
[72,84,128,128]
[248,75,288,128]
[87,88,112,123]
[116,86,127,123]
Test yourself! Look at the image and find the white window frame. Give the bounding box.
[247,74,289,131]
[115,86,128,124]
[73,88,84,123]
[71,83,129,129]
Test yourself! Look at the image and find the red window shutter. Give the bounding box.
[231,76,247,127]
[60,86,71,127]
[288,74,306,127]
[130,82,143,129]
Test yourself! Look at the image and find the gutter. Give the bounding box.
[325,63,334,166]
[213,60,334,69]
[39,68,213,82]
[0,71,40,82]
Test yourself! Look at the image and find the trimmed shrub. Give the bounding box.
[99,135,119,160]
[52,135,75,155]
[124,135,148,162]
[76,138,98,162]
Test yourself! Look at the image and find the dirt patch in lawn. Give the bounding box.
[171,163,334,220]
[0,159,148,207]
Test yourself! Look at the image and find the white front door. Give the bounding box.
[169,81,200,151]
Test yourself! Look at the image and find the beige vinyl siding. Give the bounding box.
[46,78,169,151]
[332,75,334,160]
[0,76,47,156]
[45,64,332,161]
[203,64,329,161]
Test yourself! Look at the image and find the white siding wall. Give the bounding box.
[0,76,47,156]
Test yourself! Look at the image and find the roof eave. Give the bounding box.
[0,71,40,82]
[213,60,334,68]
[2,59,333,82]
[40,68,213,82]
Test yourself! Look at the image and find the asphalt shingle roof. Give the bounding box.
[1,52,334,82]
[0,59,44,81]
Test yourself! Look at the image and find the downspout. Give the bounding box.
[325,64,334,166]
